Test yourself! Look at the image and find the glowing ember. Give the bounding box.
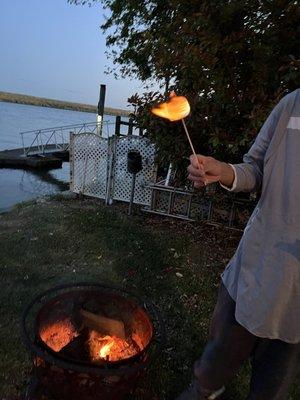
[88,331,139,362]
[39,319,78,352]
[151,92,190,121]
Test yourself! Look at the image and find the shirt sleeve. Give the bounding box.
[228,98,285,193]
[220,164,237,191]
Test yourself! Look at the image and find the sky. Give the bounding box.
[0,0,147,109]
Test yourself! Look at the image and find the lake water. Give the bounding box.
[0,101,123,212]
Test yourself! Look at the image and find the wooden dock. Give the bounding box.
[0,147,65,169]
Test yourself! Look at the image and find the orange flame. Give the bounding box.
[99,337,115,359]
[151,92,190,122]
[89,333,138,362]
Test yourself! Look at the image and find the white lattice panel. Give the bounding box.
[110,136,157,205]
[70,133,109,199]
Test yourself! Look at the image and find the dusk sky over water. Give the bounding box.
[0,0,146,109]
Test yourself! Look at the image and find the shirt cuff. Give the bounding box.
[219,164,237,191]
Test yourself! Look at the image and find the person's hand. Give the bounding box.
[187,155,234,189]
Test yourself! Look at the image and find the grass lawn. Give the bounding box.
[0,196,299,399]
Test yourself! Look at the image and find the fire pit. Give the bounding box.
[21,283,164,400]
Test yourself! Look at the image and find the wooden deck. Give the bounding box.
[0,147,65,169]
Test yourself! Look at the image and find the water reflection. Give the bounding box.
[0,163,69,212]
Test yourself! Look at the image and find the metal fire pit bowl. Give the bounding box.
[21,283,165,400]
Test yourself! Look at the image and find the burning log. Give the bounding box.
[58,332,89,360]
[79,309,126,340]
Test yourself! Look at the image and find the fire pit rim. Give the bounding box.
[21,282,165,377]
[35,289,153,367]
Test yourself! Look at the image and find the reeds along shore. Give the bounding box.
[0,91,131,117]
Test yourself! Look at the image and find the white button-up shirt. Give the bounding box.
[220,89,300,343]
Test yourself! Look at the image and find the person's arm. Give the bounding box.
[188,97,285,192]
[231,99,284,192]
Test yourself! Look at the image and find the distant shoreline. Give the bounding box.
[0,91,131,117]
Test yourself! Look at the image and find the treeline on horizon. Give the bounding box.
[0,91,130,117]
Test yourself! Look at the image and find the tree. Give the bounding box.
[69,0,300,168]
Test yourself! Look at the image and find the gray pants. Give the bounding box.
[194,284,300,399]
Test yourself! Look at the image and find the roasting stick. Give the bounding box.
[181,119,199,164]
[151,92,207,186]
[181,119,207,186]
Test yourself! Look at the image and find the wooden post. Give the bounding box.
[115,116,121,136]
[128,118,134,135]
[97,84,106,117]
[97,84,106,136]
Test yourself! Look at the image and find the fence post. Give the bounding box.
[115,116,121,136]
[128,118,134,136]
[69,133,74,192]
[21,133,25,155]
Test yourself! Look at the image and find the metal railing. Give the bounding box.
[20,121,114,156]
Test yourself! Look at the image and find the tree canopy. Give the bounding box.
[70,0,300,166]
